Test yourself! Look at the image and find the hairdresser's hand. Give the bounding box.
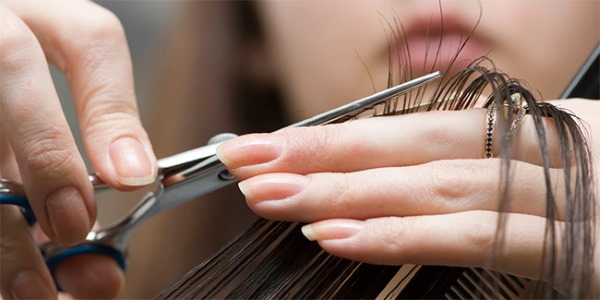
[217,100,600,290]
[0,0,157,298]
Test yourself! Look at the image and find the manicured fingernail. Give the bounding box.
[216,134,284,169]
[46,186,91,243]
[239,174,307,203]
[110,137,155,186]
[11,270,56,299]
[301,219,364,241]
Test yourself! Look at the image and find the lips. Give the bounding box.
[388,14,489,75]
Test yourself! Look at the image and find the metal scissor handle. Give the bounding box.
[0,71,442,281]
[0,135,235,275]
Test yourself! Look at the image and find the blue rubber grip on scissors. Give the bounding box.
[0,194,37,226]
[0,194,126,272]
[42,244,126,292]
[44,244,127,271]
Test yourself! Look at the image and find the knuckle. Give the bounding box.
[282,126,342,169]
[70,8,127,73]
[76,8,125,44]
[0,18,36,71]
[375,217,416,259]
[21,128,75,173]
[321,174,351,209]
[420,117,456,156]
[457,215,495,257]
[423,160,479,207]
[81,98,139,137]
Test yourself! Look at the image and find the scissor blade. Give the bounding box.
[157,143,221,175]
[287,71,442,128]
[156,71,443,210]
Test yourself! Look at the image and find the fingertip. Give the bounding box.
[301,224,317,241]
[300,219,363,242]
[215,142,234,169]
[215,133,284,170]
[43,186,93,244]
[54,254,125,299]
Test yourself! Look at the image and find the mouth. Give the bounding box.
[386,14,490,77]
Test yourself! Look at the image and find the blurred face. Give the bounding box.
[256,0,599,120]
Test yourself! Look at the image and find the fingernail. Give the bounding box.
[216,134,284,169]
[110,137,155,186]
[301,219,364,241]
[46,186,91,243]
[11,270,56,299]
[238,174,307,203]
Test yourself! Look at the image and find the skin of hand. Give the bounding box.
[0,0,157,298]
[216,99,600,294]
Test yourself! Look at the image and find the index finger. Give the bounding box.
[5,0,158,189]
[217,109,563,179]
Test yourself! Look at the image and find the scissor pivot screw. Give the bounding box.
[218,170,236,181]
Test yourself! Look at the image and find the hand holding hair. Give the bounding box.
[217,99,599,296]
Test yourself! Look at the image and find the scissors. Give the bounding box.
[0,71,442,276]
